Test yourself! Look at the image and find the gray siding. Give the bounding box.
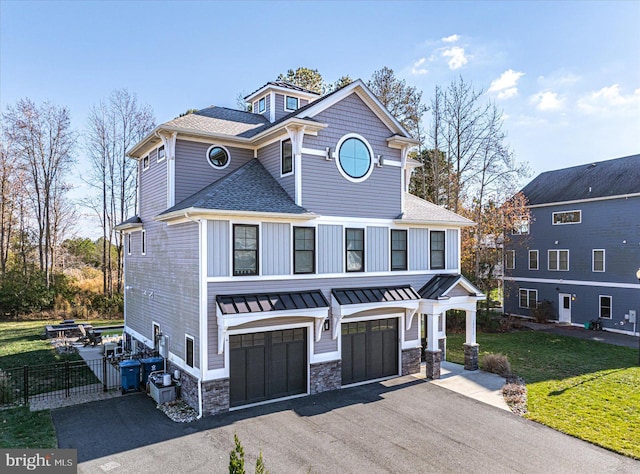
[301,93,403,218]
[174,139,254,204]
[318,224,343,273]
[274,93,286,122]
[257,140,295,200]
[207,220,230,277]
[405,316,419,341]
[315,323,337,354]
[409,228,429,270]
[262,222,291,275]
[367,226,389,272]
[140,148,166,221]
[446,229,459,270]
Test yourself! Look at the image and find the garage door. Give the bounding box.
[229,328,307,407]
[341,318,398,385]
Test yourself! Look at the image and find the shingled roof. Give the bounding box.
[163,106,271,138]
[160,159,313,217]
[244,81,321,99]
[521,154,640,205]
[397,193,474,226]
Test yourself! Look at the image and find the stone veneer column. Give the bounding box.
[401,348,421,375]
[463,343,479,371]
[202,379,230,415]
[424,349,442,379]
[310,360,342,394]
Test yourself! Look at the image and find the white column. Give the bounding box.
[465,310,477,344]
[427,313,440,351]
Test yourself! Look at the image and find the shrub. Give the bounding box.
[445,310,465,332]
[531,300,555,323]
[229,434,245,474]
[482,353,512,377]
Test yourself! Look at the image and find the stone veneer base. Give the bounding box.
[424,349,442,379]
[401,348,421,375]
[464,343,479,371]
[310,360,342,394]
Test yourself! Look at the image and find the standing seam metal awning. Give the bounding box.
[216,290,329,315]
[331,286,421,306]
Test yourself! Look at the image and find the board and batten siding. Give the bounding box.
[301,93,403,218]
[262,222,291,275]
[446,229,459,270]
[207,220,230,277]
[174,139,254,204]
[367,226,389,272]
[257,140,295,201]
[409,228,429,270]
[318,224,343,273]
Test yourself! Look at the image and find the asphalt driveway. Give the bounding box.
[53,375,638,473]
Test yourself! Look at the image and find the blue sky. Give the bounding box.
[2,1,639,237]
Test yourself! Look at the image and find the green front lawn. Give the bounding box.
[447,331,640,459]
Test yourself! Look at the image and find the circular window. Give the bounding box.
[207,145,230,169]
[337,135,373,182]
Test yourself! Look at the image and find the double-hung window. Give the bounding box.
[258,97,266,113]
[548,249,569,271]
[505,250,515,270]
[157,145,165,162]
[528,250,538,270]
[141,230,146,255]
[233,224,259,276]
[592,249,605,272]
[346,228,364,272]
[599,295,612,319]
[512,217,529,235]
[281,139,293,175]
[519,289,537,308]
[391,229,407,271]
[430,231,445,270]
[294,227,315,274]
[185,335,194,368]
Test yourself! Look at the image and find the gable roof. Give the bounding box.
[163,107,270,139]
[244,81,321,101]
[159,159,314,219]
[418,274,484,300]
[396,193,475,226]
[521,154,640,206]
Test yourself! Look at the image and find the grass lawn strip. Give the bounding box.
[447,331,639,460]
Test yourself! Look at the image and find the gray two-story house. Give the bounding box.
[117,80,484,417]
[504,154,640,336]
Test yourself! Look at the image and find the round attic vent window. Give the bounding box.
[207,145,230,169]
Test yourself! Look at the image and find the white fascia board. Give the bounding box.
[155,208,317,224]
[419,297,481,315]
[335,300,420,318]
[127,125,164,158]
[245,84,320,102]
[387,135,420,149]
[220,307,329,329]
[526,192,640,208]
[114,222,143,232]
[393,218,476,228]
[441,277,486,298]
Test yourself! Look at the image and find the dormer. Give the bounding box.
[244,81,321,123]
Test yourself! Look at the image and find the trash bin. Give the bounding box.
[120,360,141,393]
[140,357,164,386]
[584,322,590,330]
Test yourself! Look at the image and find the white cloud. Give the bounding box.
[442,46,467,70]
[577,84,640,114]
[531,90,565,111]
[488,69,525,100]
[411,57,428,75]
[441,34,460,43]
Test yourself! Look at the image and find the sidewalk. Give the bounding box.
[524,321,639,349]
[420,361,510,411]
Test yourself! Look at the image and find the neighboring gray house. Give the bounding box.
[504,154,640,336]
[117,80,484,416]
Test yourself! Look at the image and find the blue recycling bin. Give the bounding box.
[140,357,164,386]
[120,360,141,393]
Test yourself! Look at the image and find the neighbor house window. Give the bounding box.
[512,217,530,235]
[157,145,165,162]
[207,145,230,169]
[345,228,364,272]
[127,233,132,255]
[185,335,194,368]
[519,289,537,308]
[599,295,612,319]
[233,224,259,276]
[258,97,266,113]
[548,249,569,271]
[285,95,299,111]
[142,155,149,171]
[528,250,538,270]
[336,134,373,182]
[553,210,581,225]
[141,229,146,255]
[430,231,445,270]
[153,322,160,352]
[592,249,605,272]
[391,229,407,271]
[505,250,515,270]
[281,139,293,175]
[294,227,315,274]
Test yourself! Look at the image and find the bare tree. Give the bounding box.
[0,135,24,276]
[3,99,76,287]
[85,89,154,295]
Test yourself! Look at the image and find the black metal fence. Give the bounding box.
[0,357,120,408]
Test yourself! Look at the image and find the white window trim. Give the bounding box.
[599,295,612,319]
[258,96,266,113]
[185,334,195,368]
[280,138,293,177]
[292,226,316,275]
[206,144,231,170]
[157,145,165,163]
[552,210,582,225]
[334,133,375,183]
[548,249,569,271]
[142,155,150,171]
[345,226,366,273]
[505,250,515,270]
[429,230,446,271]
[141,229,146,256]
[519,288,538,309]
[592,249,605,272]
[285,95,299,111]
[231,222,260,277]
[390,228,408,272]
[528,250,538,270]
[152,322,161,351]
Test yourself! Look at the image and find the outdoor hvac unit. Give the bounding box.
[159,335,169,358]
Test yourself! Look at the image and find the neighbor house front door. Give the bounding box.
[559,294,571,323]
